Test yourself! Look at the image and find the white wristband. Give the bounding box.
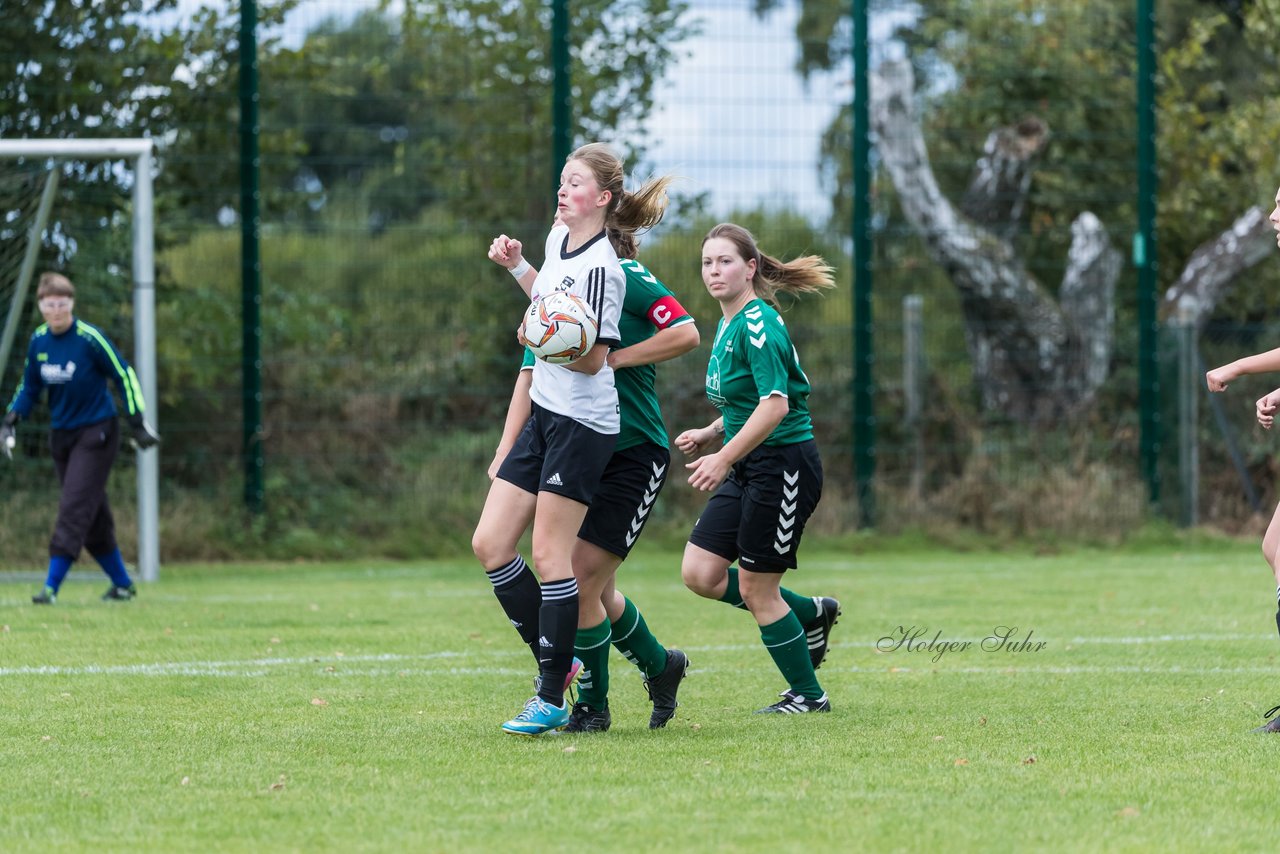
[509,259,531,279]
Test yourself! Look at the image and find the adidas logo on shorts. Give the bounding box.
[545,472,564,486]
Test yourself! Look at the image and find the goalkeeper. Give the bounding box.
[2,272,159,604]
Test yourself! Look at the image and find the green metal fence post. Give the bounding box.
[852,0,875,527]
[551,0,572,195]
[240,0,264,513]
[1136,0,1160,506]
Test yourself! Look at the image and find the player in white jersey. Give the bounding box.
[526,223,624,434]
[489,224,698,734]
[472,143,676,736]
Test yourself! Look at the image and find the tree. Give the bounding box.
[764,0,1280,415]
[0,0,299,232]
[266,0,695,232]
[870,58,1122,421]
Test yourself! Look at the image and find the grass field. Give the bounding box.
[3,539,1280,852]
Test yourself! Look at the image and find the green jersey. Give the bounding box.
[523,258,693,451]
[705,298,813,446]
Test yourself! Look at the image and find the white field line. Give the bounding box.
[6,661,1280,678]
[4,634,1280,678]
[875,633,1270,645]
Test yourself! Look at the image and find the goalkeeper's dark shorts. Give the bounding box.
[49,417,120,558]
[497,401,616,506]
[687,439,823,573]
[577,442,670,560]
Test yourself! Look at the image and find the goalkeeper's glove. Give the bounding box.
[1,411,15,461]
[127,412,160,451]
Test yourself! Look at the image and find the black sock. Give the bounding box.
[485,555,541,664]
[536,577,579,706]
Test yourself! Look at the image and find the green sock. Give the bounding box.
[718,567,749,609]
[574,618,612,710]
[610,596,668,680]
[721,567,818,624]
[760,611,823,699]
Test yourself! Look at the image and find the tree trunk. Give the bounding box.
[1160,206,1275,327]
[870,59,1121,422]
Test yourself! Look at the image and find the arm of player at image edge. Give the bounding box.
[489,367,533,480]
[1206,346,1280,392]
[1257,388,1280,430]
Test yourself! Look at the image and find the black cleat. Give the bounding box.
[102,584,137,601]
[643,648,689,729]
[1254,705,1280,733]
[31,586,56,605]
[563,702,611,733]
[755,689,832,714]
[802,597,841,670]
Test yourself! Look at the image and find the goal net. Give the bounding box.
[0,140,159,582]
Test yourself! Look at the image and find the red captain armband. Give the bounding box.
[646,295,689,330]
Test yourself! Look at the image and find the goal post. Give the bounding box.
[0,139,159,583]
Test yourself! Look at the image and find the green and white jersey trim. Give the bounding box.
[705,299,813,446]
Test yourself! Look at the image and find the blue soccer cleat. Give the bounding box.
[501,696,571,736]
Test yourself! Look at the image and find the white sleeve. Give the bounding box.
[595,262,625,347]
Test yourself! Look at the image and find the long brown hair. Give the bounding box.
[569,143,674,259]
[702,223,836,308]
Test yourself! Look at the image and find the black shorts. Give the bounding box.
[496,401,617,505]
[687,440,823,573]
[578,442,670,560]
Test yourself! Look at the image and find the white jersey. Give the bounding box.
[529,225,624,434]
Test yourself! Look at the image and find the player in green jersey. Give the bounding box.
[675,222,839,714]
[487,224,699,732]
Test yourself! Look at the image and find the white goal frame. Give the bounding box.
[0,139,159,582]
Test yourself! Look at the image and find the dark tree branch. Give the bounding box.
[961,117,1050,242]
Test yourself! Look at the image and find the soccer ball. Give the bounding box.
[522,291,599,364]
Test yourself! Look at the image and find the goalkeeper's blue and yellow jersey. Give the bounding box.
[6,318,146,430]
